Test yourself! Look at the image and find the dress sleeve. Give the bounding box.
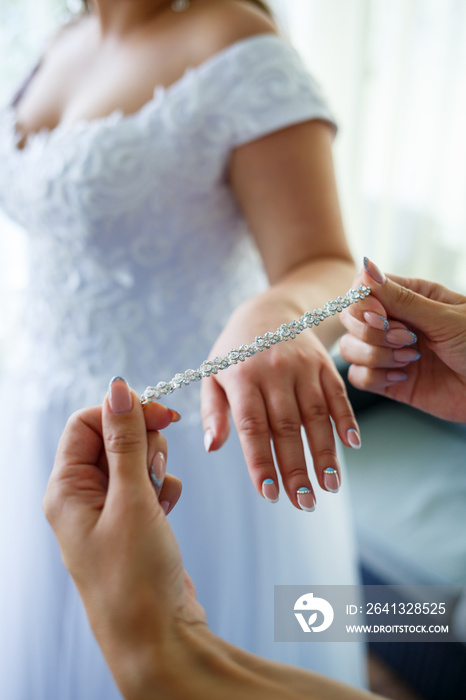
[197,34,337,149]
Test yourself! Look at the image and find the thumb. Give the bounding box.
[362,258,447,337]
[103,377,148,491]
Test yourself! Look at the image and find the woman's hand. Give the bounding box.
[201,294,361,511]
[339,258,466,422]
[43,378,207,697]
[45,378,385,700]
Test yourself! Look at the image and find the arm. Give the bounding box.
[44,378,382,700]
[202,120,360,509]
[339,258,466,422]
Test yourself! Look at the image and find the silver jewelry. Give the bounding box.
[140,285,371,404]
[172,0,190,11]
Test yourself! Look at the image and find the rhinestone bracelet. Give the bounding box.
[140,285,371,404]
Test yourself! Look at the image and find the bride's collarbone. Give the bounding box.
[14,0,271,141]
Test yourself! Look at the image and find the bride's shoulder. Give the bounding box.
[187,0,278,64]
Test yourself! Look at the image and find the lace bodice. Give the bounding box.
[0,34,335,418]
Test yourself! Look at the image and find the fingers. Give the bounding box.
[103,378,149,493]
[104,377,185,521]
[201,376,231,452]
[157,474,182,515]
[228,381,278,499]
[264,380,313,510]
[342,287,388,327]
[362,257,454,336]
[44,405,105,531]
[226,363,341,512]
[347,363,408,394]
[143,401,180,431]
[52,405,103,475]
[320,364,361,450]
[339,332,421,370]
[341,292,416,348]
[218,349,361,512]
[296,363,360,497]
[296,378,339,499]
[45,381,182,554]
[385,273,466,306]
[147,435,168,492]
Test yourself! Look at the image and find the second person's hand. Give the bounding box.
[44,378,207,699]
[339,258,466,422]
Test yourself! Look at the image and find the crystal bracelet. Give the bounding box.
[140,285,371,404]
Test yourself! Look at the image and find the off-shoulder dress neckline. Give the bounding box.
[10,31,282,152]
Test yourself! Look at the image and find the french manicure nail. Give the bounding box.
[160,500,170,515]
[393,348,421,363]
[364,311,389,331]
[108,377,133,415]
[363,257,386,284]
[386,329,417,346]
[150,452,166,489]
[323,468,340,493]
[347,429,361,449]
[386,370,408,382]
[297,487,316,512]
[168,409,182,423]
[204,429,214,453]
[262,478,279,504]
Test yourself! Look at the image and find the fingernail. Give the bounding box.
[150,452,166,489]
[297,487,316,512]
[160,500,170,515]
[347,429,361,449]
[386,370,408,382]
[364,311,389,331]
[323,468,340,493]
[108,377,133,415]
[168,409,182,423]
[262,478,279,504]
[363,257,386,284]
[386,329,417,346]
[393,348,421,363]
[204,429,214,453]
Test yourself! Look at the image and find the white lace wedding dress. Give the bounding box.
[0,34,365,699]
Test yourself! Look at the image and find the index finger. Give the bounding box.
[142,401,177,431]
[44,406,105,531]
[53,405,103,474]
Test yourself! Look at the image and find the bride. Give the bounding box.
[0,0,366,697]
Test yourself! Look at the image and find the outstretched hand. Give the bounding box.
[201,295,362,511]
[339,259,466,422]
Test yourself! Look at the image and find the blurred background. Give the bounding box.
[1,0,466,358]
[1,2,465,699]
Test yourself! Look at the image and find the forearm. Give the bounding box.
[113,623,299,700]
[116,622,382,700]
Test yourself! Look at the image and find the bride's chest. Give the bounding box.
[0,91,231,231]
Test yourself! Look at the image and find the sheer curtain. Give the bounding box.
[1,0,466,356]
[271,0,466,292]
